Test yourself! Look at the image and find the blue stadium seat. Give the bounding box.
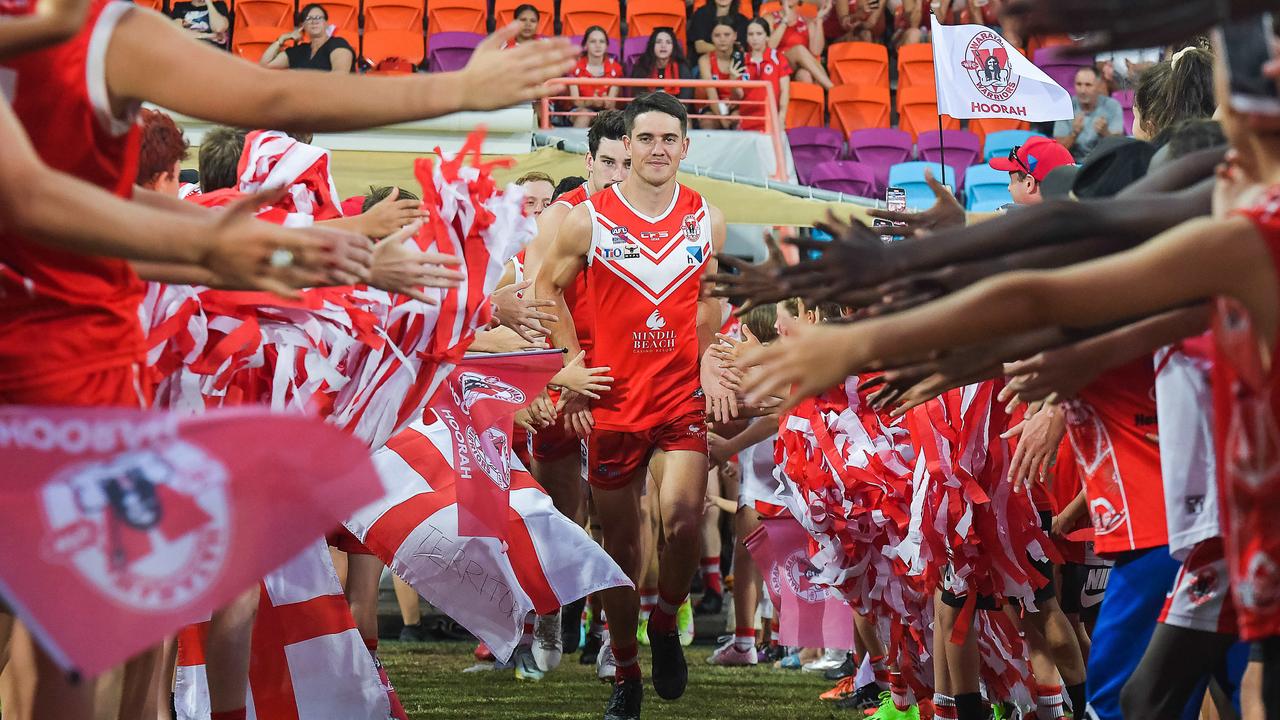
[886,161,958,211]
[964,163,1014,210]
[982,129,1044,162]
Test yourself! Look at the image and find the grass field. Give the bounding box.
[380,640,854,720]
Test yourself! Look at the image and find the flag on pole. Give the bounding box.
[0,405,382,678]
[346,414,632,661]
[746,516,854,651]
[930,16,1074,122]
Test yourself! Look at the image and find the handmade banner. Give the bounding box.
[347,414,632,661]
[749,515,854,650]
[930,16,1074,122]
[0,405,381,678]
[428,350,564,538]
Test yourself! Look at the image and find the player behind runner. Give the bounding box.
[535,91,726,720]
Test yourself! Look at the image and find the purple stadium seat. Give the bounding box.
[622,37,648,74]
[788,127,844,186]
[568,35,622,60]
[1112,89,1135,135]
[428,31,483,72]
[1033,46,1095,94]
[808,161,878,198]
[846,128,913,195]
[916,129,981,188]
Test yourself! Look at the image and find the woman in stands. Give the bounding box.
[1132,46,1215,143]
[630,27,693,99]
[698,19,747,129]
[689,0,750,58]
[502,4,541,48]
[767,0,834,90]
[566,25,623,128]
[259,3,354,73]
[740,18,790,132]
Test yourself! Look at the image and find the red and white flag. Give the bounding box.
[0,406,381,678]
[236,130,344,221]
[428,350,564,538]
[930,16,1073,122]
[173,540,389,720]
[746,516,854,651]
[346,414,632,661]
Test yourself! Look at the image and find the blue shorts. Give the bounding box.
[1086,546,1180,720]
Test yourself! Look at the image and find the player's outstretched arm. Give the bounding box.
[533,204,592,358]
[106,11,577,133]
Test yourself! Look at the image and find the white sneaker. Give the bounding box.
[596,630,616,681]
[532,613,564,671]
[707,640,758,666]
[513,644,544,681]
[802,648,847,673]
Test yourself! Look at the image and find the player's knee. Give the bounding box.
[662,513,700,548]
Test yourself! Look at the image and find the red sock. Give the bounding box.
[933,694,958,720]
[211,711,247,720]
[639,587,658,619]
[700,556,723,593]
[613,642,641,681]
[733,626,755,650]
[649,588,683,633]
[890,671,911,710]
[1036,684,1066,719]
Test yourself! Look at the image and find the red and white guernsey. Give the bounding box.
[550,184,596,354]
[583,183,712,431]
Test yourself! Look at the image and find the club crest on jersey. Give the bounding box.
[465,426,512,491]
[41,445,231,611]
[454,372,526,414]
[682,214,700,241]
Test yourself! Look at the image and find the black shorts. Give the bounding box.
[1060,544,1109,622]
[942,511,1057,610]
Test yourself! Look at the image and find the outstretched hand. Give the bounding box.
[463,24,578,109]
[491,280,558,341]
[775,214,900,305]
[368,222,465,303]
[865,169,964,237]
[704,231,788,313]
[551,350,613,400]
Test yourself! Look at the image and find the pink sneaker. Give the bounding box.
[706,640,758,666]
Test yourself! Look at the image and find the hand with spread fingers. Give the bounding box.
[358,187,428,239]
[775,216,900,305]
[555,390,595,437]
[527,390,558,430]
[368,222,466,303]
[550,350,613,400]
[491,279,558,341]
[739,317,859,409]
[463,24,579,109]
[705,231,788,313]
[702,345,739,424]
[865,169,965,238]
[1002,403,1067,494]
[708,326,762,368]
[999,340,1111,408]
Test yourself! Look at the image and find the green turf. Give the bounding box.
[380,640,855,720]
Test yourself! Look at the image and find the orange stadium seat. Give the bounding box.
[427,0,488,34]
[317,0,359,46]
[493,0,553,36]
[738,0,752,16]
[896,42,935,93]
[232,25,286,61]
[559,0,620,37]
[363,0,426,66]
[826,42,888,88]
[785,81,825,129]
[897,84,958,139]
[233,0,293,33]
[967,117,1031,146]
[627,0,686,43]
[827,84,890,136]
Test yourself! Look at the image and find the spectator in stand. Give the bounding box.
[1054,66,1124,161]
[135,109,190,195]
[689,0,749,60]
[825,0,886,44]
[987,135,1075,206]
[889,0,928,47]
[1131,46,1214,142]
[514,171,555,217]
[631,27,693,99]
[698,19,747,129]
[767,0,834,91]
[502,4,541,49]
[168,0,229,50]
[259,3,355,73]
[197,127,247,193]
[741,18,790,131]
[566,26,623,128]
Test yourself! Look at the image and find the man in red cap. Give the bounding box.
[989,136,1076,206]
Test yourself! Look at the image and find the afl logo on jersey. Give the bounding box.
[682,214,701,241]
[610,226,629,245]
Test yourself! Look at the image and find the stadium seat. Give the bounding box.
[560,0,621,38]
[363,0,426,66]
[983,129,1043,162]
[233,0,293,34]
[965,163,1014,210]
[231,25,286,61]
[317,0,359,46]
[493,0,553,36]
[622,36,648,73]
[134,0,167,13]
[967,117,1030,146]
[888,161,959,210]
[785,81,825,129]
[787,127,844,186]
[1113,89,1135,135]
[737,0,753,16]
[626,0,686,45]
[897,85,958,140]
[1034,46,1096,93]
[808,161,878,198]
[846,128,913,194]
[917,129,981,188]
[827,84,890,137]
[826,42,889,88]
[896,43,934,91]
[427,0,487,34]
[427,31,484,72]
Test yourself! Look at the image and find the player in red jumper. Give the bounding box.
[536,91,726,720]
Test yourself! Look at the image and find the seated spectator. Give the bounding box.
[514,172,555,217]
[987,135,1075,206]
[889,0,928,47]
[566,27,624,128]
[1054,66,1124,161]
[136,109,190,195]
[630,27,693,99]
[740,18,790,131]
[825,0,886,44]
[168,0,229,50]
[689,0,749,60]
[1131,46,1214,142]
[502,4,541,49]
[698,20,747,129]
[767,0,834,90]
[259,3,355,73]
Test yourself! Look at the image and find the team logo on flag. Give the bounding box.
[771,549,828,604]
[465,426,512,490]
[41,444,231,611]
[961,29,1019,102]
[456,373,526,414]
[682,214,700,241]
